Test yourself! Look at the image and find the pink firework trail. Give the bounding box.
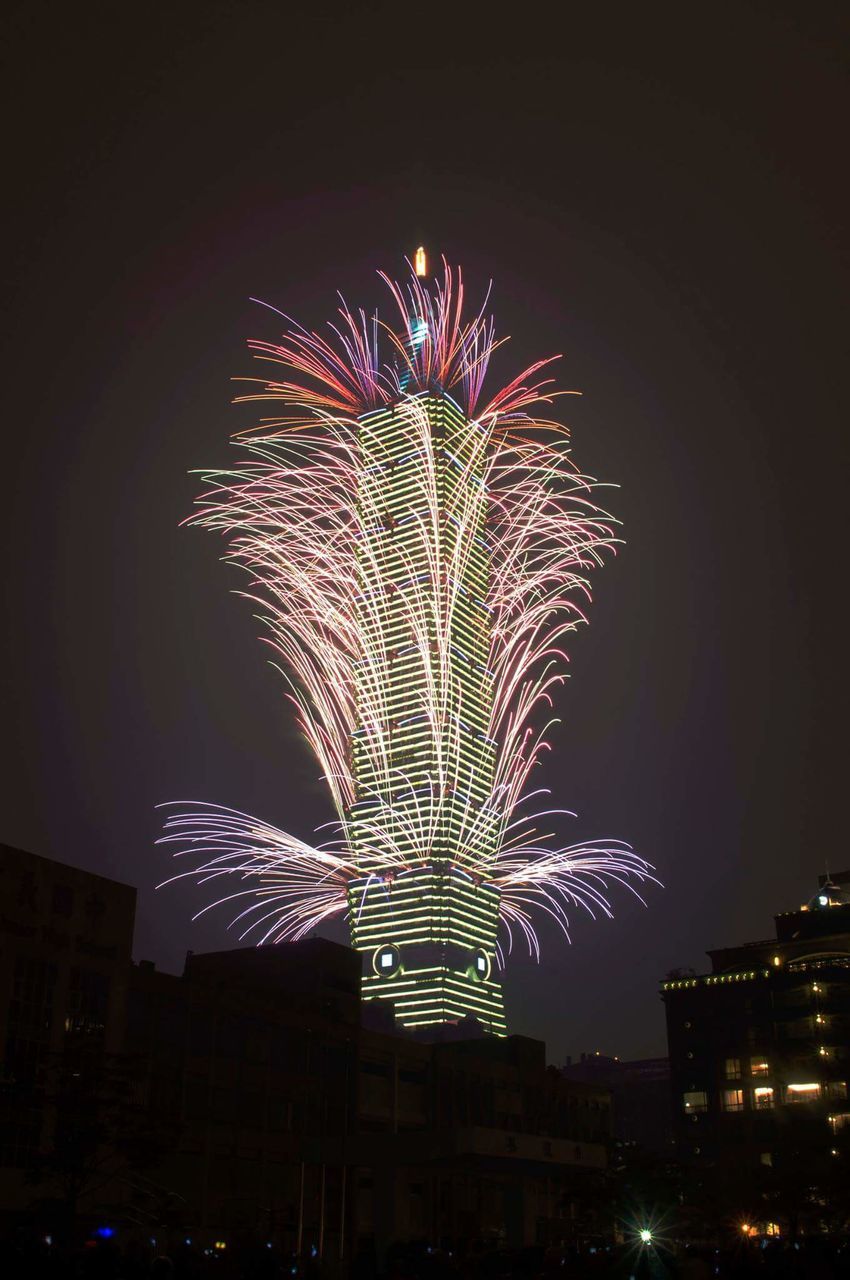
[159,260,657,958]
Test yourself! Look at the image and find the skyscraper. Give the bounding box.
[161,256,654,1036]
[349,391,504,1032]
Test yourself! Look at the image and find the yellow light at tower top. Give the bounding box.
[414,246,427,277]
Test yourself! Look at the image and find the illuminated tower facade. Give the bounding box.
[346,389,506,1034]
[161,254,654,1049]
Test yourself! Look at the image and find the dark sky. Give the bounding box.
[3,0,847,1063]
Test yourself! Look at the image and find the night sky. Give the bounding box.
[3,1,847,1064]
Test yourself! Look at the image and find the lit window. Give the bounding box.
[724,1058,742,1080]
[683,1091,708,1113]
[827,1081,848,1101]
[829,1113,850,1132]
[722,1089,744,1112]
[380,952,394,969]
[750,1058,770,1077]
[760,1152,773,1167]
[786,1083,821,1102]
[753,1087,775,1110]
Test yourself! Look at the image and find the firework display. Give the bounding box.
[160,256,655,1034]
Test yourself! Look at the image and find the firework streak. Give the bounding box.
[160,261,656,1033]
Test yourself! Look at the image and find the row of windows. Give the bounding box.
[684,1079,847,1112]
[724,1056,769,1078]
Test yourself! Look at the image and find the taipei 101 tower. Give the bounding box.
[161,250,654,1035]
[349,352,504,1031]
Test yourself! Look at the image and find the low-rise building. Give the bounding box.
[562,1052,672,1153]
[0,844,612,1262]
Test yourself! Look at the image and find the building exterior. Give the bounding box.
[126,939,362,1259]
[662,875,850,1172]
[130,950,611,1261]
[0,845,610,1261]
[562,1052,673,1153]
[0,843,136,1210]
[349,391,505,1037]
[353,1032,610,1259]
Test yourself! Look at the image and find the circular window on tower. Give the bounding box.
[471,950,491,982]
[372,944,401,977]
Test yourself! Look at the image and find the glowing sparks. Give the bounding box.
[160,260,656,1009]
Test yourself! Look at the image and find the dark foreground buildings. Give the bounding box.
[561,1052,672,1154]
[0,844,611,1264]
[663,874,850,1178]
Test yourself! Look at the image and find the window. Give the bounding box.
[760,1152,773,1167]
[750,1057,769,1076]
[722,1089,744,1112]
[724,1057,742,1080]
[753,1086,775,1110]
[786,1083,821,1102]
[683,1091,708,1113]
[827,1081,848,1101]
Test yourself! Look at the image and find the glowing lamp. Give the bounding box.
[639,1229,653,1244]
[414,246,427,277]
